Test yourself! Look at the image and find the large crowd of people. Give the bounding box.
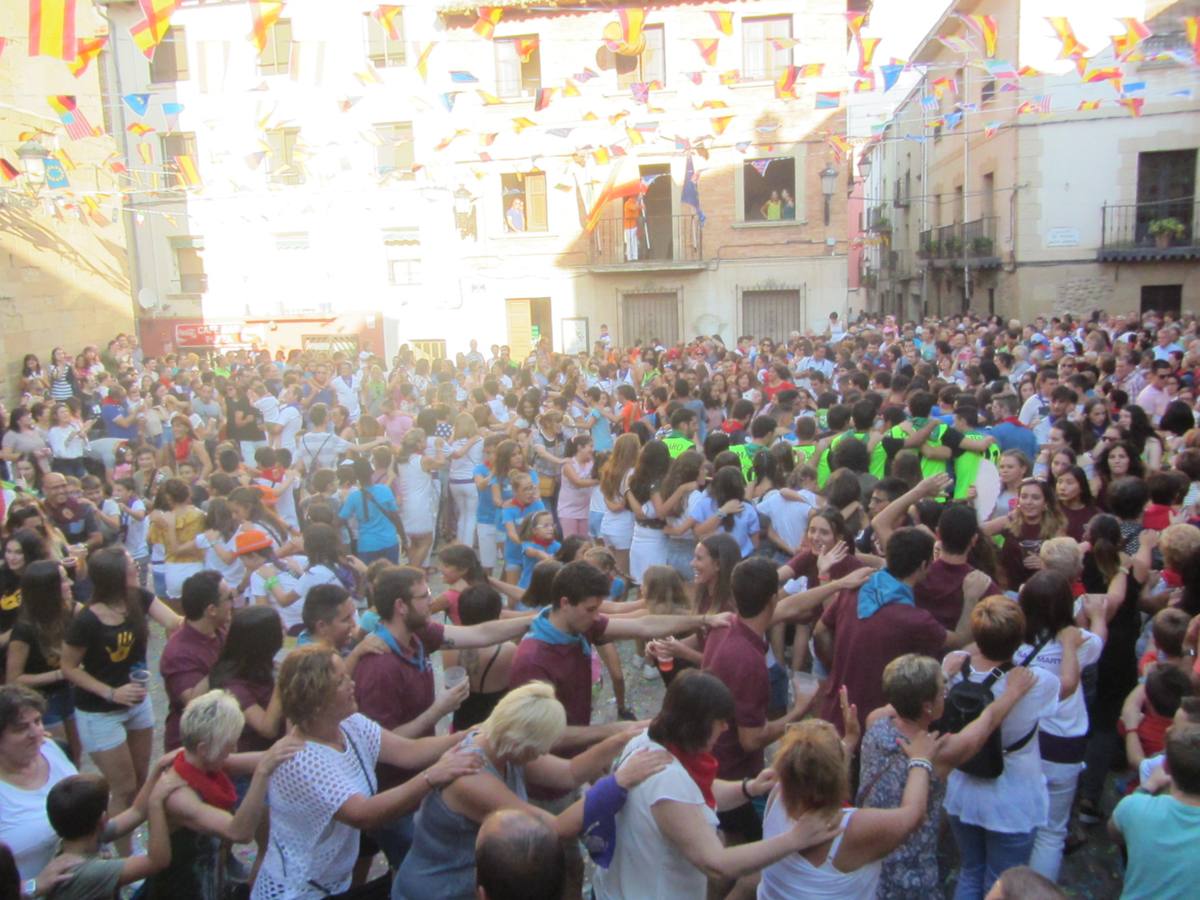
[1,310,1199,900]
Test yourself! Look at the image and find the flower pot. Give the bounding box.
[1155,232,1172,249]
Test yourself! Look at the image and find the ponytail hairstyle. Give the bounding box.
[437,543,488,586]
[88,547,147,645]
[1084,513,1123,586]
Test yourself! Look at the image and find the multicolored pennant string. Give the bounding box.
[961,15,998,57]
[694,38,719,66]
[1046,16,1087,59]
[1111,18,1151,60]
[48,95,95,139]
[29,0,78,62]
[708,10,733,36]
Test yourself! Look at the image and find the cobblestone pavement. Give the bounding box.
[120,583,1123,898]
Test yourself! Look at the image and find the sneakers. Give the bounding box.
[642,662,659,681]
[1077,798,1104,825]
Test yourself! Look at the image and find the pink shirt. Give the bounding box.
[557,458,594,519]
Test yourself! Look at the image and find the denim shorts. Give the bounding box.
[75,696,155,753]
[41,688,75,727]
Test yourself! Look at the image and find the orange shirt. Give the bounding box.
[623,197,640,229]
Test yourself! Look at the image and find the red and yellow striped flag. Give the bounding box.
[708,10,733,36]
[694,38,719,66]
[127,122,155,136]
[372,6,403,40]
[1077,100,1101,111]
[68,35,107,77]
[774,66,799,100]
[1046,16,1086,59]
[29,0,78,61]
[249,0,285,54]
[603,8,644,56]
[83,196,108,227]
[1119,97,1144,117]
[963,15,998,58]
[174,154,200,188]
[711,115,733,135]
[1187,17,1199,65]
[472,7,503,39]
[131,0,182,60]
[1111,18,1151,59]
[855,36,880,74]
[516,37,538,62]
[136,143,154,165]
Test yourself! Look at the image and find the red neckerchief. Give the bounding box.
[1000,417,1024,426]
[173,752,237,811]
[1163,569,1183,589]
[532,535,553,547]
[666,743,718,809]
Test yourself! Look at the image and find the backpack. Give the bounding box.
[934,636,1048,779]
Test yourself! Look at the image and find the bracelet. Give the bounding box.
[741,776,753,799]
[264,575,280,591]
[907,758,934,776]
[24,877,37,898]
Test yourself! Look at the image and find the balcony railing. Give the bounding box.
[588,213,703,267]
[917,218,999,265]
[1099,199,1200,261]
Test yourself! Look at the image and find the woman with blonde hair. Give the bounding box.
[983,479,1066,592]
[599,433,640,574]
[448,412,484,550]
[757,719,938,899]
[395,681,664,900]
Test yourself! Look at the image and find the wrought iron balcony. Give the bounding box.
[587,213,704,270]
[1099,199,1200,261]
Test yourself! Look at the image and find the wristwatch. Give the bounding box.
[23,877,38,898]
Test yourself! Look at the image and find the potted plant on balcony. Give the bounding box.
[970,236,994,256]
[918,237,937,259]
[1148,217,1185,249]
[943,236,962,256]
[872,216,891,233]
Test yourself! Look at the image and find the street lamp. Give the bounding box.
[16,139,50,183]
[820,163,838,226]
[857,154,871,185]
[453,186,477,240]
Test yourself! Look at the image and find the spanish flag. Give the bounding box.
[1111,18,1151,59]
[516,37,538,63]
[855,37,880,75]
[249,0,285,55]
[962,15,998,58]
[1077,100,1101,111]
[67,35,107,78]
[1046,16,1087,59]
[708,11,733,36]
[131,0,182,60]
[472,7,503,39]
[29,0,78,62]
[694,38,719,66]
[603,8,644,56]
[372,6,403,40]
[774,66,798,100]
[585,175,646,233]
[710,115,733,135]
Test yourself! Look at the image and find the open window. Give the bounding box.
[495,36,541,99]
[258,19,292,76]
[501,172,547,233]
[743,16,792,81]
[616,25,665,87]
[365,12,405,67]
[150,26,188,83]
[741,156,797,223]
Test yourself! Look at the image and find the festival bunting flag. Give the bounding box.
[415,43,435,80]
[1083,66,1123,84]
[0,159,19,181]
[1187,18,1199,65]
[608,110,629,124]
[48,95,94,139]
[1017,95,1051,115]
[683,71,703,85]
[630,82,650,104]
[512,117,536,133]
[249,1,285,54]
[574,68,599,82]
[479,132,498,146]
[853,74,875,93]
[477,89,503,105]
[815,92,841,109]
[371,5,403,40]
[719,70,740,84]
[711,115,733,135]
[516,37,538,62]
[1119,96,1144,117]
[796,63,824,77]
[1077,100,1101,110]
[855,37,880,74]
[440,92,457,112]
[449,71,478,83]
[983,121,1002,139]
[592,147,610,165]
[603,8,645,56]
[1046,17,1087,59]
[937,36,975,55]
[1017,65,1042,77]
[582,111,598,121]
[880,63,903,92]
[562,79,580,97]
[127,123,155,136]
[546,127,573,138]
[962,15,999,57]
[749,159,773,178]
[847,11,867,38]
[68,35,106,77]
[52,148,75,172]
[694,39,719,66]
[29,0,78,61]
[137,143,154,165]
[83,196,108,227]
[472,6,503,39]
[131,0,182,59]
[930,76,957,99]
[625,125,644,146]
[433,130,468,150]
[174,154,200,188]
[1111,18,1151,59]
[534,88,554,111]
[921,94,939,111]
[774,66,798,100]
[708,10,733,36]
[694,100,726,110]
[827,134,852,162]
[982,59,1018,80]
[945,110,963,129]
[354,65,383,86]
[770,37,801,51]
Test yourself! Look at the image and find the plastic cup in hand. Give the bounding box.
[793,672,820,705]
[129,668,150,691]
[653,642,675,673]
[443,666,468,691]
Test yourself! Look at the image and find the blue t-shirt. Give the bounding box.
[339,484,399,552]
[687,492,761,558]
[519,540,561,588]
[101,403,137,440]
[586,409,614,452]
[501,500,545,565]
[474,464,497,524]
[1112,791,1200,900]
[494,470,540,526]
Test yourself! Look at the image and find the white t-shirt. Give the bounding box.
[1017,631,1103,738]
[448,437,483,481]
[252,554,306,631]
[253,714,381,900]
[592,732,718,900]
[296,564,347,606]
[298,431,353,472]
[116,497,150,559]
[331,373,362,422]
[270,405,303,451]
[0,739,77,879]
[943,658,1060,833]
[755,489,817,553]
[194,531,246,591]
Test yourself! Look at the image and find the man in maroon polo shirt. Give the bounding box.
[702,557,817,845]
[815,527,955,737]
[914,503,998,633]
[508,560,733,750]
[353,565,531,867]
[159,570,231,751]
